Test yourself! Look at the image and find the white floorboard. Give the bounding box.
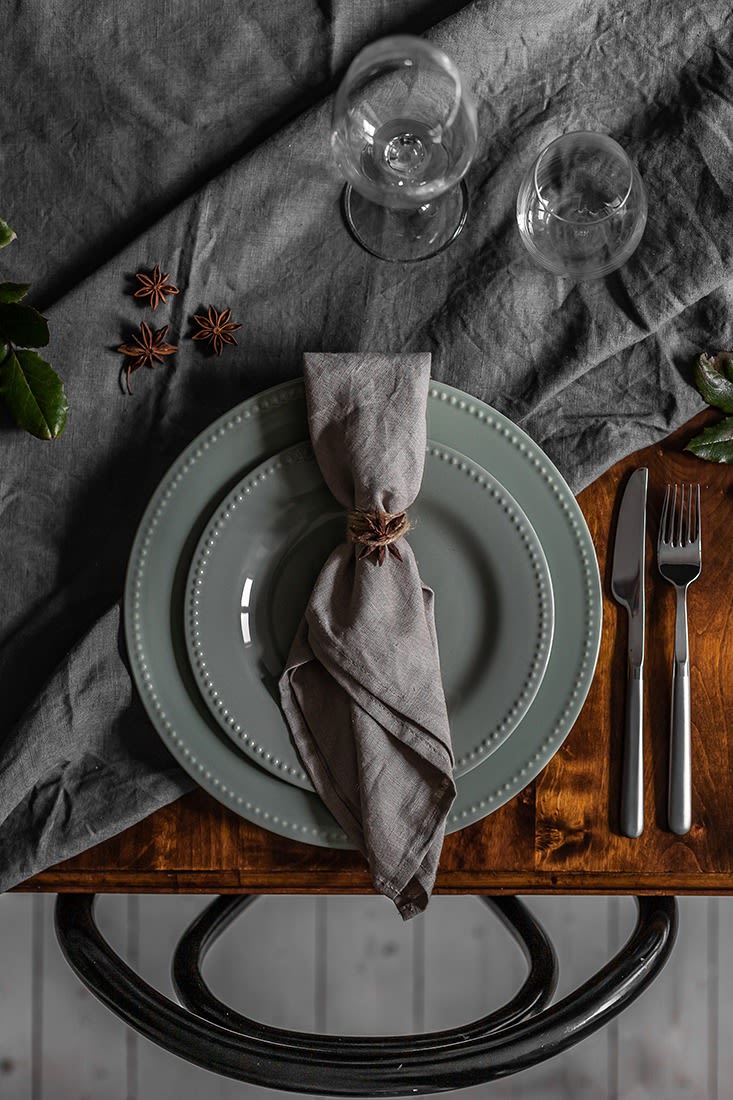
[322,895,416,1036]
[0,893,34,1100]
[616,896,711,1100]
[713,897,729,1100]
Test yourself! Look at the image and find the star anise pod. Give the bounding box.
[117,321,177,394]
[191,305,242,356]
[133,264,180,310]
[349,509,410,566]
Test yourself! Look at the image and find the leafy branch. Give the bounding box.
[686,352,733,464]
[0,218,68,439]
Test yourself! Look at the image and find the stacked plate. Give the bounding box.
[124,380,602,848]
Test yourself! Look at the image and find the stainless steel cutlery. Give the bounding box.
[612,474,701,837]
[611,467,648,838]
[657,483,702,836]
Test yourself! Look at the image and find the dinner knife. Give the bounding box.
[610,467,648,838]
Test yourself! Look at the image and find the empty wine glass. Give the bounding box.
[331,36,478,262]
[516,131,647,279]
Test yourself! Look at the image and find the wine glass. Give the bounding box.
[331,36,478,262]
[516,131,647,279]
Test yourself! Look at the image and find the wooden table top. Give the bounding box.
[17,409,733,896]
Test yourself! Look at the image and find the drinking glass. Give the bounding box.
[516,131,647,279]
[331,36,478,262]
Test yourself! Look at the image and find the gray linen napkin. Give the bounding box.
[278,352,455,919]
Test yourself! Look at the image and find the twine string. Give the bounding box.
[347,508,411,564]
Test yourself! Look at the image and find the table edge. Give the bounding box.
[13,870,733,895]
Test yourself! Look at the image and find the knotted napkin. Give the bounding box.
[278,352,455,919]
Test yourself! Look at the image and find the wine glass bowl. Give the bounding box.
[331,36,477,261]
[516,132,647,279]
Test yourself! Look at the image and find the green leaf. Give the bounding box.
[0,282,31,303]
[693,352,733,413]
[0,219,16,249]
[685,416,733,463]
[720,353,733,382]
[0,349,68,439]
[0,302,49,348]
[0,342,7,366]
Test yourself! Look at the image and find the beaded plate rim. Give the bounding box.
[184,438,555,787]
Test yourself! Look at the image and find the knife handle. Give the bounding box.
[621,667,644,838]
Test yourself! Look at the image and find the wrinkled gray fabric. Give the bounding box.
[0,1,731,891]
[279,353,455,919]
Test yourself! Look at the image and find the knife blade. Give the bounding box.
[611,466,648,838]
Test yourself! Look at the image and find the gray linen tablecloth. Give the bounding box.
[0,0,731,891]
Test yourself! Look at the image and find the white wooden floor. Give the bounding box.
[0,893,728,1098]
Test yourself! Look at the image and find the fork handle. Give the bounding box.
[669,658,692,835]
[669,586,692,834]
[621,667,644,838]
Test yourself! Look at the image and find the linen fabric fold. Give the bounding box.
[278,352,455,919]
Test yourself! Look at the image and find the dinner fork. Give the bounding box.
[657,483,701,836]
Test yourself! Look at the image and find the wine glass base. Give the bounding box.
[342,181,469,262]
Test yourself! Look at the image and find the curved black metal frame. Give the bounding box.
[55,894,677,1095]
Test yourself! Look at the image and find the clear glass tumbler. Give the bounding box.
[516,131,647,278]
[331,35,478,262]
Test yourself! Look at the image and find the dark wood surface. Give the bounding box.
[17,409,733,895]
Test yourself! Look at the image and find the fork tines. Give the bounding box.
[659,483,701,548]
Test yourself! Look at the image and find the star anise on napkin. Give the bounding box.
[133,264,180,310]
[117,321,177,394]
[191,305,242,355]
[349,509,410,566]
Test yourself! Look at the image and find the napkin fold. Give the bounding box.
[278,352,455,919]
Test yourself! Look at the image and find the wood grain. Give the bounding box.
[15,410,733,896]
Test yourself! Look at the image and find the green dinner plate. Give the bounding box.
[183,440,554,789]
[124,380,601,847]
